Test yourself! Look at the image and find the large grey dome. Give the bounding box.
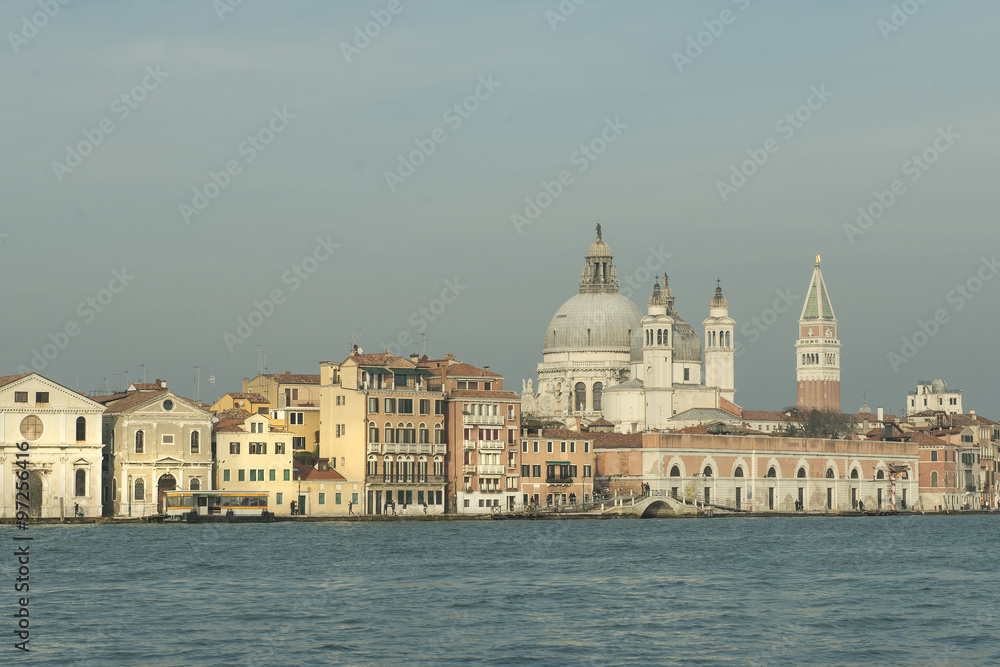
[544,292,643,352]
[629,316,703,363]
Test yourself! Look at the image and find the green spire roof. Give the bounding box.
[800,258,835,321]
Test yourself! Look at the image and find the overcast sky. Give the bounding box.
[3,1,997,416]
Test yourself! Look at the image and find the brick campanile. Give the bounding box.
[795,255,841,412]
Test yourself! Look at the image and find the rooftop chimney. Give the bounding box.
[410,353,419,362]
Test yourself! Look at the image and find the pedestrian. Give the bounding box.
[402,502,407,515]
[348,500,354,515]
[423,502,428,514]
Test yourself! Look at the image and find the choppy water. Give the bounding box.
[5,515,999,666]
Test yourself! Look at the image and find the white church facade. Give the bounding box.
[522,228,738,432]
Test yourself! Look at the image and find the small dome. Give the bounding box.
[587,239,612,257]
[710,283,728,310]
[628,314,703,363]
[648,280,666,308]
[931,379,947,394]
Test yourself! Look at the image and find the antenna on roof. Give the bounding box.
[138,363,146,384]
[420,333,427,356]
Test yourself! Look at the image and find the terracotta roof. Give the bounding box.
[909,432,952,447]
[225,392,268,403]
[430,362,501,378]
[741,410,792,421]
[592,432,643,448]
[213,421,245,433]
[953,414,1000,426]
[262,372,321,385]
[88,392,130,404]
[215,407,251,422]
[102,390,203,414]
[450,390,519,399]
[672,425,711,434]
[346,353,406,367]
[0,373,32,388]
[538,428,596,440]
[292,462,346,481]
[589,418,614,426]
[129,383,162,391]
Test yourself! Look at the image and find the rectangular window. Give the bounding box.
[230,442,240,455]
[569,465,577,478]
[561,442,567,453]
[275,442,285,455]
[533,441,539,453]
[683,368,690,381]
[35,392,49,403]
[522,465,530,477]
[257,468,264,480]
[238,469,246,482]
[420,399,430,415]
[384,398,395,414]
[368,397,379,413]
[223,469,231,482]
[336,424,341,437]
[292,437,306,450]
[318,493,326,505]
[283,469,291,481]
[276,492,283,505]
[418,490,425,505]
[547,442,553,453]
[352,493,359,505]
[394,374,409,388]
[14,391,27,403]
[250,469,257,482]
[522,441,528,453]
[569,442,575,453]
[335,492,342,505]
[435,400,445,415]
[398,399,413,414]
[289,412,304,425]
[269,469,276,482]
[930,451,938,462]
[584,442,590,453]
[583,465,592,478]
[532,465,541,478]
[162,434,174,445]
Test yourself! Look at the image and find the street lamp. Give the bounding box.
[127,473,132,517]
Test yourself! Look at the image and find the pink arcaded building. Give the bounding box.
[594,431,919,512]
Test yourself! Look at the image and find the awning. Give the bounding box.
[360,367,391,375]
[546,461,571,466]
[392,368,434,376]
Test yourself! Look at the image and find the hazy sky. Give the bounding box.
[3,1,998,416]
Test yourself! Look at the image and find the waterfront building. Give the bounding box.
[96,380,213,517]
[320,350,447,515]
[519,427,596,508]
[425,354,521,514]
[0,373,105,518]
[523,226,739,432]
[906,379,963,417]
[595,431,919,512]
[910,430,961,510]
[243,372,321,455]
[209,391,270,417]
[795,256,841,412]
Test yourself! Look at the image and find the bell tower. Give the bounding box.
[795,256,841,412]
[703,280,735,403]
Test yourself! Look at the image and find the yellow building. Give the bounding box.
[242,372,321,455]
[209,392,270,417]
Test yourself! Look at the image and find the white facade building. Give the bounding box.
[907,379,963,416]
[0,373,106,518]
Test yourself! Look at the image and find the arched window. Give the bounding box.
[876,470,885,480]
[725,331,730,346]
[134,478,144,501]
[593,383,603,412]
[930,471,938,488]
[397,422,406,444]
[384,422,394,444]
[703,466,713,477]
[74,469,86,496]
[367,456,378,476]
[664,329,669,345]
[826,468,835,479]
[419,423,429,444]
[190,478,200,491]
[574,383,586,411]
[417,456,428,481]
[369,424,379,443]
[797,467,807,478]
[433,456,444,476]
[434,423,445,444]
[407,422,416,444]
[850,469,859,479]
[383,456,393,481]
[657,329,662,345]
[76,416,86,442]
[734,467,744,478]
[190,431,200,454]
[766,466,777,478]
[135,430,144,454]
[670,465,681,477]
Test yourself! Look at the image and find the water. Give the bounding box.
[6,515,999,666]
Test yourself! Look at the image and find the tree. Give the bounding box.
[782,406,855,439]
[293,446,319,467]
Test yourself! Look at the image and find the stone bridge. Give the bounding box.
[598,495,699,517]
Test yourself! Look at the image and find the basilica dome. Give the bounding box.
[629,315,704,363]
[544,292,643,353]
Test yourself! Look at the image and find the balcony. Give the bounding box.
[463,440,476,450]
[463,464,476,474]
[463,414,504,426]
[479,440,504,451]
[546,477,574,485]
[478,464,505,475]
[382,442,440,455]
[367,442,381,454]
[367,475,446,485]
[431,443,446,455]
[479,486,501,493]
